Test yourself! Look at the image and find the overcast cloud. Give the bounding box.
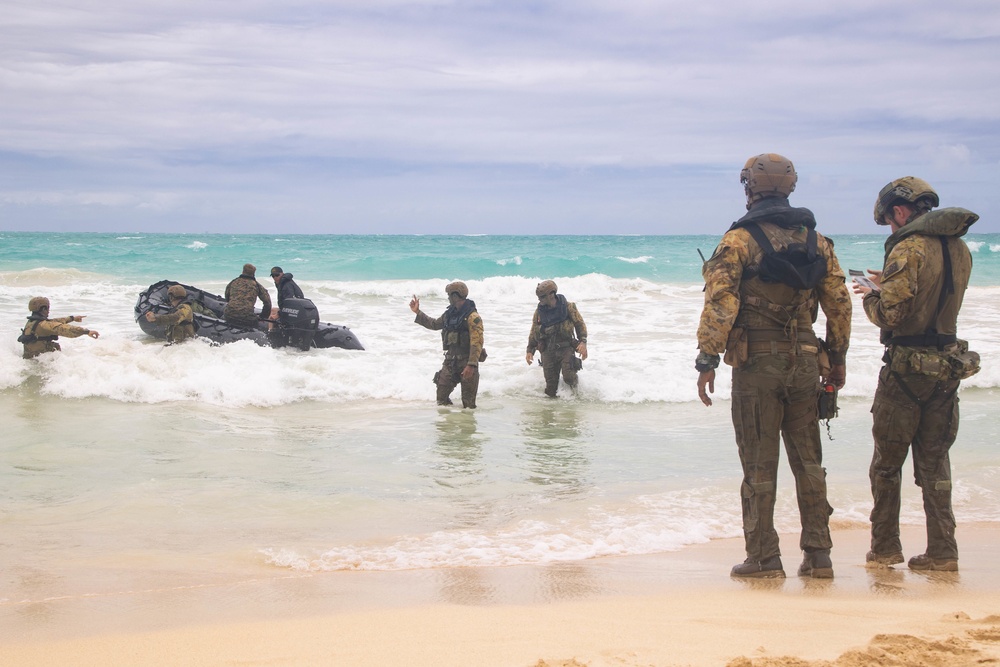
[1,0,998,234]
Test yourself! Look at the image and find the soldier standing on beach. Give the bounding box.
[695,153,852,579]
[224,263,272,330]
[20,296,100,359]
[525,280,588,397]
[854,177,979,572]
[144,284,196,344]
[410,281,484,409]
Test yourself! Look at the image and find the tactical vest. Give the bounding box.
[18,317,58,345]
[441,299,476,356]
[165,303,197,342]
[733,222,823,343]
[880,208,976,349]
[536,294,576,347]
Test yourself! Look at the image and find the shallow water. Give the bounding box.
[1,233,998,610]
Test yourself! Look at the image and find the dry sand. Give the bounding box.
[3,525,1000,666]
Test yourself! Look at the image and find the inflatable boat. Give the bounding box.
[134,280,364,350]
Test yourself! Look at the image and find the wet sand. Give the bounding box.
[4,524,1000,666]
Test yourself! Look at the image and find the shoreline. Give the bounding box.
[4,524,1000,666]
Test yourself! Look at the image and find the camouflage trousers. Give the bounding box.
[869,365,960,560]
[224,305,259,330]
[731,353,833,561]
[540,344,578,397]
[435,356,479,409]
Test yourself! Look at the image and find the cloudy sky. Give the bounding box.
[1,0,998,234]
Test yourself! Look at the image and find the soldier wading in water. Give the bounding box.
[525,280,588,397]
[696,153,852,579]
[410,281,485,409]
[144,284,196,344]
[20,296,100,359]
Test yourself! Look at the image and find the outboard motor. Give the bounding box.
[273,298,319,350]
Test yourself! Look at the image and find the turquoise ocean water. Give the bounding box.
[3,232,1000,284]
[1,232,998,619]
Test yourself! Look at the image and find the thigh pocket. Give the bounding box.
[732,389,762,448]
[871,399,913,448]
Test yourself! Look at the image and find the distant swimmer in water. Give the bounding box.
[19,296,100,359]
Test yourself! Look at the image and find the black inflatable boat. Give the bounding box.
[134,280,364,350]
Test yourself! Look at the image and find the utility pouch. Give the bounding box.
[479,348,488,362]
[723,327,748,368]
[573,356,583,371]
[445,332,459,345]
[816,338,832,378]
[817,384,838,420]
[945,339,980,380]
[432,370,441,385]
[890,339,981,381]
[17,333,36,344]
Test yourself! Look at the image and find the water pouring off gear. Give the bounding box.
[857,176,978,572]
[697,153,852,579]
[411,281,485,408]
[526,280,589,398]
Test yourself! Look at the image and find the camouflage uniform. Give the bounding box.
[21,316,93,359]
[148,302,196,344]
[224,273,272,329]
[863,208,977,562]
[698,196,852,563]
[415,301,484,408]
[526,296,587,397]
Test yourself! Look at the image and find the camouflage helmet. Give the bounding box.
[445,281,469,298]
[28,296,50,312]
[535,280,557,298]
[167,284,187,300]
[740,153,797,203]
[873,176,939,224]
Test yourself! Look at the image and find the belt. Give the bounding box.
[747,341,819,356]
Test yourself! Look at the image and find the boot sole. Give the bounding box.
[799,567,833,579]
[909,561,958,572]
[865,552,904,568]
[731,570,786,579]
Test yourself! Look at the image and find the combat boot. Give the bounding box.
[797,549,833,578]
[865,550,904,567]
[907,554,958,572]
[730,555,785,578]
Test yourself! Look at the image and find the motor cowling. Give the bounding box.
[278,298,320,330]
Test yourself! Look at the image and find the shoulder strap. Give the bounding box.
[936,236,954,316]
[745,223,776,256]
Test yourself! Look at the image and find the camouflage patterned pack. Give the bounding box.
[890,339,980,381]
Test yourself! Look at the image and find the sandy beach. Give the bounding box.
[4,524,999,666]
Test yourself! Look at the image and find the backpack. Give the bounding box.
[745,223,827,290]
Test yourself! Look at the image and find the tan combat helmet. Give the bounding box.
[167,284,187,300]
[535,280,557,298]
[873,177,939,224]
[445,281,469,299]
[741,153,797,205]
[28,296,50,313]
